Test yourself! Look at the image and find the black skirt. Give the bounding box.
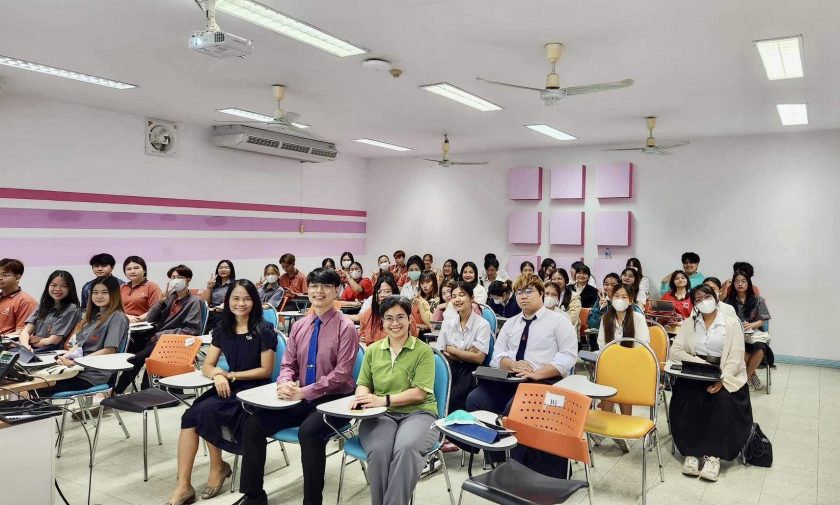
[669,378,752,460]
[745,342,775,367]
[181,382,254,455]
[448,360,478,413]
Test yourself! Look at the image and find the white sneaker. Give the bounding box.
[699,456,720,481]
[682,456,700,476]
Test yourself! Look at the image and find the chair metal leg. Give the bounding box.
[457,487,465,505]
[153,406,162,445]
[438,450,456,505]
[113,409,130,439]
[336,452,348,505]
[56,410,68,458]
[230,455,239,493]
[460,450,465,467]
[91,406,105,468]
[279,441,290,466]
[587,433,595,467]
[584,462,594,505]
[641,433,648,505]
[143,410,149,482]
[661,389,671,434]
[359,460,369,484]
[766,364,771,394]
[655,429,664,483]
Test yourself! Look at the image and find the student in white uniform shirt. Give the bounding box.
[625,258,650,306]
[481,253,510,287]
[701,277,738,318]
[399,256,424,299]
[459,261,487,305]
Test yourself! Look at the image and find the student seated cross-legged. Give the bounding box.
[354,296,439,505]
[669,284,753,482]
[114,265,202,394]
[0,258,40,336]
[19,270,81,352]
[47,276,129,395]
[237,268,358,505]
[165,280,277,505]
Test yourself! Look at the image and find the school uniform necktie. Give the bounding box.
[515,317,535,361]
[305,318,322,386]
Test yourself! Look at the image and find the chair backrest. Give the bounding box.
[578,307,591,336]
[647,323,669,371]
[262,307,279,330]
[431,348,452,418]
[595,338,659,408]
[146,334,203,377]
[503,383,591,464]
[479,304,498,336]
[353,344,365,381]
[270,333,287,382]
[482,334,495,366]
[199,301,210,334]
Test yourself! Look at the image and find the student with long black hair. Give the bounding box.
[620,267,644,306]
[572,264,599,307]
[724,271,773,391]
[625,257,650,305]
[487,280,521,317]
[459,261,487,304]
[19,270,81,352]
[661,270,693,319]
[548,269,581,329]
[400,255,425,299]
[440,258,460,285]
[203,259,235,328]
[360,276,417,345]
[537,258,557,281]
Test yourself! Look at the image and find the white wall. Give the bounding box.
[367,130,840,361]
[0,94,370,296]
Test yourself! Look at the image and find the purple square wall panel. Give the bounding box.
[509,167,543,200]
[550,165,586,199]
[595,211,632,246]
[508,211,542,244]
[592,257,630,286]
[549,211,584,245]
[595,163,634,199]
[508,255,541,277]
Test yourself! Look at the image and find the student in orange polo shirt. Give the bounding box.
[279,253,308,307]
[0,258,37,335]
[390,250,407,286]
[120,256,163,324]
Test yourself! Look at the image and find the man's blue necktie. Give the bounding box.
[305,317,321,386]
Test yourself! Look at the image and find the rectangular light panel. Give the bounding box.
[218,108,309,128]
[0,54,137,89]
[216,0,366,57]
[754,36,804,80]
[419,82,502,111]
[525,124,577,141]
[776,104,808,126]
[353,138,412,151]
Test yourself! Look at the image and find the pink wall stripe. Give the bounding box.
[0,187,366,218]
[9,237,366,267]
[0,208,366,233]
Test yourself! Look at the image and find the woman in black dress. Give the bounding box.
[165,280,277,505]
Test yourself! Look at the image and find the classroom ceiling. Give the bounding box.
[1,0,838,158]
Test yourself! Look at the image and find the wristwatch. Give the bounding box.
[385,394,391,407]
[230,371,237,382]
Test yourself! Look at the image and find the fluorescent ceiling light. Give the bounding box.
[419,82,502,111]
[754,35,804,80]
[0,54,137,89]
[353,138,412,151]
[218,108,309,128]
[776,104,808,126]
[525,124,577,141]
[216,0,367,57]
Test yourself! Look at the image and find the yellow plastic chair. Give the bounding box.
[584,338,663,505]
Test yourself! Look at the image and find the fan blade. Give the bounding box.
[654,140,690,149]
[563,79,634,96]
[418,158,443,163]
[601,147,645,151]
[476,77,544,92]
[451,161,489,165]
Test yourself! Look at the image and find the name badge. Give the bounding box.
[544,392,566,408]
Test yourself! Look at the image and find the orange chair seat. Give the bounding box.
[584,410,655,439]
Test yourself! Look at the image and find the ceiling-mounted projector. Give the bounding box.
[189,30,253,58]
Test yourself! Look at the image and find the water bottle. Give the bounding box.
[604,247,613,259]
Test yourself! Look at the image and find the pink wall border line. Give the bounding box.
[0,187,366,218]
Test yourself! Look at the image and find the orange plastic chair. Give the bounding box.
[578,307,591,340]
[145,334,203,379]
[460,383,594,505]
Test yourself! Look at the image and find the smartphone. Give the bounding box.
[348,402,366,413]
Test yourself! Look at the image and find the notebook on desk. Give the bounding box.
[473,366,516,380]
[650,300,675,312]
[681,361,722,380]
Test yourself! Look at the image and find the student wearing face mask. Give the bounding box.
[114,265,203,394]
[543,281,581,330]
[587,273,644,350]
[335,252,355,296]
[669,284,752,482]
[399,256,425,299]
[340,261,373,303]
[487,280,521,318]
[371,255,391,285]
[548,270,582,330]
[257,264,285,310]
[702,278,737,318]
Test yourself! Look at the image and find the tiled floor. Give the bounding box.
[53,363,840,505]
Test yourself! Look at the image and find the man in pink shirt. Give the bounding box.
[237,268,358,505]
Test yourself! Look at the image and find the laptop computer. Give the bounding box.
[681,360,723,380]
[0,399,63,425]
[15,346,45,365]
[650,300,675,312]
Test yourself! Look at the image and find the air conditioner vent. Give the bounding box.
[310,148,338,159]
[281,142,310,153]
[246,136,280,148]
[211,124,338,162]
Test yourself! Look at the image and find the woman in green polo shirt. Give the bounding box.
[353,296,438,505]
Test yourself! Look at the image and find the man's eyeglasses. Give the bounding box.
[515,288,537,297]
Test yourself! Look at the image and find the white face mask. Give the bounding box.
[611,298,630,312]
[379,262,390,271]
[491,296,504,305]
[169,278,186,292]
[350,270,362,280]
[341,260,352,268]
[264,274,278,284]
[696,298,717,314]
[544,295,559,308]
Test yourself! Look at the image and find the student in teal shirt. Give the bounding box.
[660,251,705,295]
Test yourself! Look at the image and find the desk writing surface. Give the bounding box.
[0,378,55,395]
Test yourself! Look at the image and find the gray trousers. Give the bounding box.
[358,410,439,505]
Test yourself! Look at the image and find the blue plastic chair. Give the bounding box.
[262,307,279,330]
[335,348,455,505]
[480,304,498,336]
[199,301,210,335]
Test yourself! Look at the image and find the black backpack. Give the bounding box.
[742,423,773,467]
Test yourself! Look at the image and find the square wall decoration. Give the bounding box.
[508,211,542,244]
[507,255,541,278]
[595,211,632,246]
[549,211,584,245]
[592,257,629,286]
[550,165,586,199]
[508,167,543,200]
[595,163,634,199]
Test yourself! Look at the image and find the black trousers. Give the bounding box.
[114,339,156,394]
[41,377,96,396]
[240,394,344,505]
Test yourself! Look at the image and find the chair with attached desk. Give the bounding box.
[333,348,455,505]
[647,322,672,435]
[458,383,594,505]
[584,338,663,505]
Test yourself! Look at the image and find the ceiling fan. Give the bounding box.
[602,116,689,155]
[419,134,488,167]
[477,43,633,106]
[216,84,307,133]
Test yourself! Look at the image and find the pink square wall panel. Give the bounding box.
[549,211,584,245]
[592,257,630,286]
[508,255,541,277]
[550,165,586,199]
[508,211,542,244]
[547,256,585,275]
[595,211,632,246]
[595,163,634,199]
[508,167,543,200]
